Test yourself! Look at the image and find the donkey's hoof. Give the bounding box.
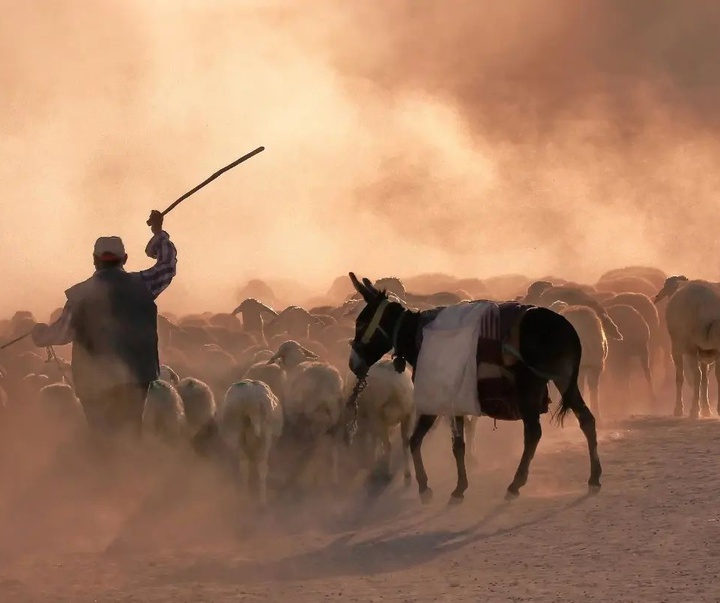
[403,473,412,489]
[419,488,434,504]
[673,406,684,417]
[504,489,520,501]
[448,493,465,506]
[588,483,601,495]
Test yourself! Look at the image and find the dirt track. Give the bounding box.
[1,409,720,602]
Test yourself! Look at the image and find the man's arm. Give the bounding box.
[138,230,178,300]
[32,302,75,347]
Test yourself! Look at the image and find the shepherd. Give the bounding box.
[31,210,177,439]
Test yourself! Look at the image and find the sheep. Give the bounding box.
[343,358,415,485]
[159,364,180,386]
[598,265,668,291]
[559,305,608,419]
[522,280,554,304]
[537,285,623,341]
[604,292,664,376]
[549,300,569,313]
[268,340,344,489]
[219,380,284,507]
[142,380,187,444]
[244,361,285,400]
[175,377,218,444]
[604,303,655,412]
[595,276,657,299]
[653,276,720,418]
[264,306,320,340]
[231,298,278,338]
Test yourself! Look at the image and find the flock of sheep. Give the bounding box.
[0,265,717,508]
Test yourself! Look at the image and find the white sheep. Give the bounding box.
[559,305,608,419]
[268,340,344,488]
[219,380,284,507]
[654,276,720,418]
[243,361,285,400]
[142,380,187,444]
[343,358,415,485]
[175,377,217,439]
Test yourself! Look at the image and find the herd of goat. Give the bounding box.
[0,265,717,507]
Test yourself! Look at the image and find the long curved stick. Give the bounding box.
[158,146,265,218]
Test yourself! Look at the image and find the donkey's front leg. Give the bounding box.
[506,413,542,499]
[409,414,437,503]
[449,415,468,503]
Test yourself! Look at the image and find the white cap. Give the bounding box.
[93,236,126,260]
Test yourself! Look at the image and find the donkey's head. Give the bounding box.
[347,272,405,378]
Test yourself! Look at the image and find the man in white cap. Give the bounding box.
[32,210,177,438]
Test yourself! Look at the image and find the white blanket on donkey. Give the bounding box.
[413,301,500,417]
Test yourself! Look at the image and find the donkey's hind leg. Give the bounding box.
[506,368,546,499]
[409,414,437,503]
[449,415,468,503]
[506,412,541,499]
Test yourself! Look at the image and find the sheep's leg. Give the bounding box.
[409,414,437,503]
[465,415,478,468]
[686,355,701,419]
[672,347,684,417]
[639,344,656,409]
[713,360,720,416]
[449,415,468,503]
[700,362,711,417]
[400,413,414,488]
[586,368,601,423]
[369,424,393,485]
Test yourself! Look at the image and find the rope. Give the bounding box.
[45,345,71,383]
[343,376,368,445]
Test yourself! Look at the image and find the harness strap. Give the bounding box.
[361,299,390,344]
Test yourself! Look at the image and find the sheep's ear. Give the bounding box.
[266,352,281,365]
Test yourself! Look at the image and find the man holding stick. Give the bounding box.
[32,210,177,438]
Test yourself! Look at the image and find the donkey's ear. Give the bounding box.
[349,272,372,301]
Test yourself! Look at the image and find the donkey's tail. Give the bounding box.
[553,323,585,427]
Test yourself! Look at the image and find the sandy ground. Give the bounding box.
[1,395,720,603]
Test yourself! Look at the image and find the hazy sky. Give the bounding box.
[3,0,720,317]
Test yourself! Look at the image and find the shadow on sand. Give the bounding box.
[146,492,595,586]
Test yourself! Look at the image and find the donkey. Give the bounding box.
[346,272,602,503]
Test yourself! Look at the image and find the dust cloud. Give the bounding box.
[2,0,720,318]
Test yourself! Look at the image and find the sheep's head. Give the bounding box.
[232,298,278,317]
[159,364,180,385]
[524,280,553,303]
[267,340,319,370]
[549,300,569,313]
[653,275,688,305]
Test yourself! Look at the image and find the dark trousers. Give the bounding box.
[79,383,150,438]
